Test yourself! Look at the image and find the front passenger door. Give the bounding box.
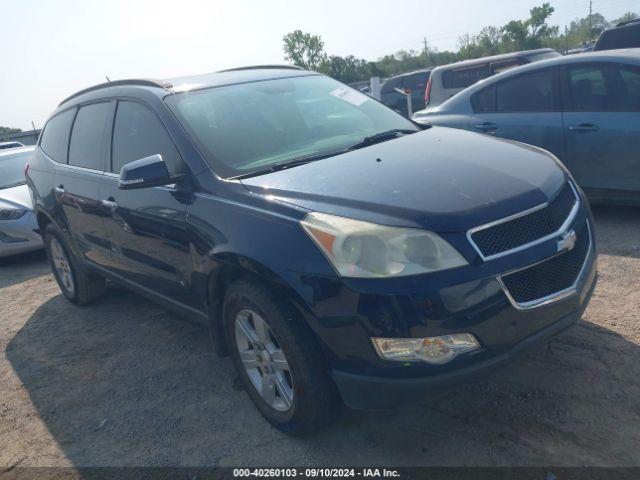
[100,100,195,307]
[468,67,565,161]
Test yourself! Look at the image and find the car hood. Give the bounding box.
[0,184,33,210]
[240,127,566,232]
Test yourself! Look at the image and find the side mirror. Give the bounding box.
[118,154,182,190]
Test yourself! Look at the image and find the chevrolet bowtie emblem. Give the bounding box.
[557,230,577,253]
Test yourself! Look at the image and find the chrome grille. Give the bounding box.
[469,182,579,260]
[499,222,592,309]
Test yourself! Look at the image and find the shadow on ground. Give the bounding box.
[0,250,49,288]
[5,207,640,467]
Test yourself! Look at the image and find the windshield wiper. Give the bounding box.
[343,128,418,152]
[232,151,344,180]
[232,129,419,180]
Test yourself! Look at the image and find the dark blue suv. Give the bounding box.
[26,66,597,434]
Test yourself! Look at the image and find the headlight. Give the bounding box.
[0,208,26,220]
[372,334,480,364]
[300,212,467,278]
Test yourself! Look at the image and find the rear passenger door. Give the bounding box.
[468,67,565,161]
[54,101,113,266]
[562,62,640,200]
[100,100,195,307]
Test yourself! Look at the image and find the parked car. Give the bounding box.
[594,19,640,51]
[27,66,596,433]
[0,146,43,257]
[380,69,431,116]
[424,48,560,108]
[412,49,640,205]
[0,141,25,150]
[566,43,594,55]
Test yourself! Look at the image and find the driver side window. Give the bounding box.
[111,101,183,174]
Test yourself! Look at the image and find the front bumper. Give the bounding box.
[332,257,597,410]
[0,211,43,258]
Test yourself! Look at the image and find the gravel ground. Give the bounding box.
[0,205,639,468]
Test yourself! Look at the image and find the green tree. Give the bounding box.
[282,30,327,70]
[0,126,22,136]
[564,13,608,47]
[320,55,376,83]
[612,11,639,25]
[528,3,558,38]
[281,5,639,85]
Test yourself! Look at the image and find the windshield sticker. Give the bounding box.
[330,87,369,106]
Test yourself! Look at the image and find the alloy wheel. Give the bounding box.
[50,238,75,296]
[234,309,294,412]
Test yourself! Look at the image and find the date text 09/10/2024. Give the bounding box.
[232,468,401,478]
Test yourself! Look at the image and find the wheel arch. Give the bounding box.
[35,209,53,235]
[205,253,315,358]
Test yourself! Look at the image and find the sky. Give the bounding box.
[1,0,638,131]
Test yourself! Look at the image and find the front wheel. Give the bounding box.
[223,279,340,434]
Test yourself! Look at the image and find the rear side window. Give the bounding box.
[596,26,640,50]
[68,102,111,171]
[111,101,182,174]
[567,63,640,112]
[402,72,428,91]
[525,51,561,62]
[39,108,76,163]
[496,69,558,112]
[491,60,523,74]
[442,65,490,89]
[381,76,403,94]
[620,66,640,111]
[471,85,496,113]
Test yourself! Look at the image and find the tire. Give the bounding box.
[223,278,340,434]
[44,223,106,305]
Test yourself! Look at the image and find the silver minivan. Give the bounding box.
[423,48,560,108]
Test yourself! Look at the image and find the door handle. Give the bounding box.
[569,123,599,132]
[474,122,498,132]
[55,185,65,194]
[101,198,118,209]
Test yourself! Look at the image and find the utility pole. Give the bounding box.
[564,25,569,54]
[589,0,593,40]
[423,37,429,65]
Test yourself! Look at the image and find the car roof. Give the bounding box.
[386,69,431,80]
[57,65,317,108]
[612,18,640,28]
[431,48,557,73]
[0,145,35,158]
[479,48,640,75]
[430,48,640,111]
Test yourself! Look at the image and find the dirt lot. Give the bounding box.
[1,205,639,468]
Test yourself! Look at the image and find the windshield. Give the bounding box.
[166,75,418,178]
[0,153,30,188]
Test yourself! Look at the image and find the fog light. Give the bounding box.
[372,333,480,364]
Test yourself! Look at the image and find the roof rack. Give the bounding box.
[58,79,173,106]
[217,65,304,73]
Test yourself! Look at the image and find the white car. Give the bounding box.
[0,146,43,257]
[422,48,560,109]
[0,141,25,150]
